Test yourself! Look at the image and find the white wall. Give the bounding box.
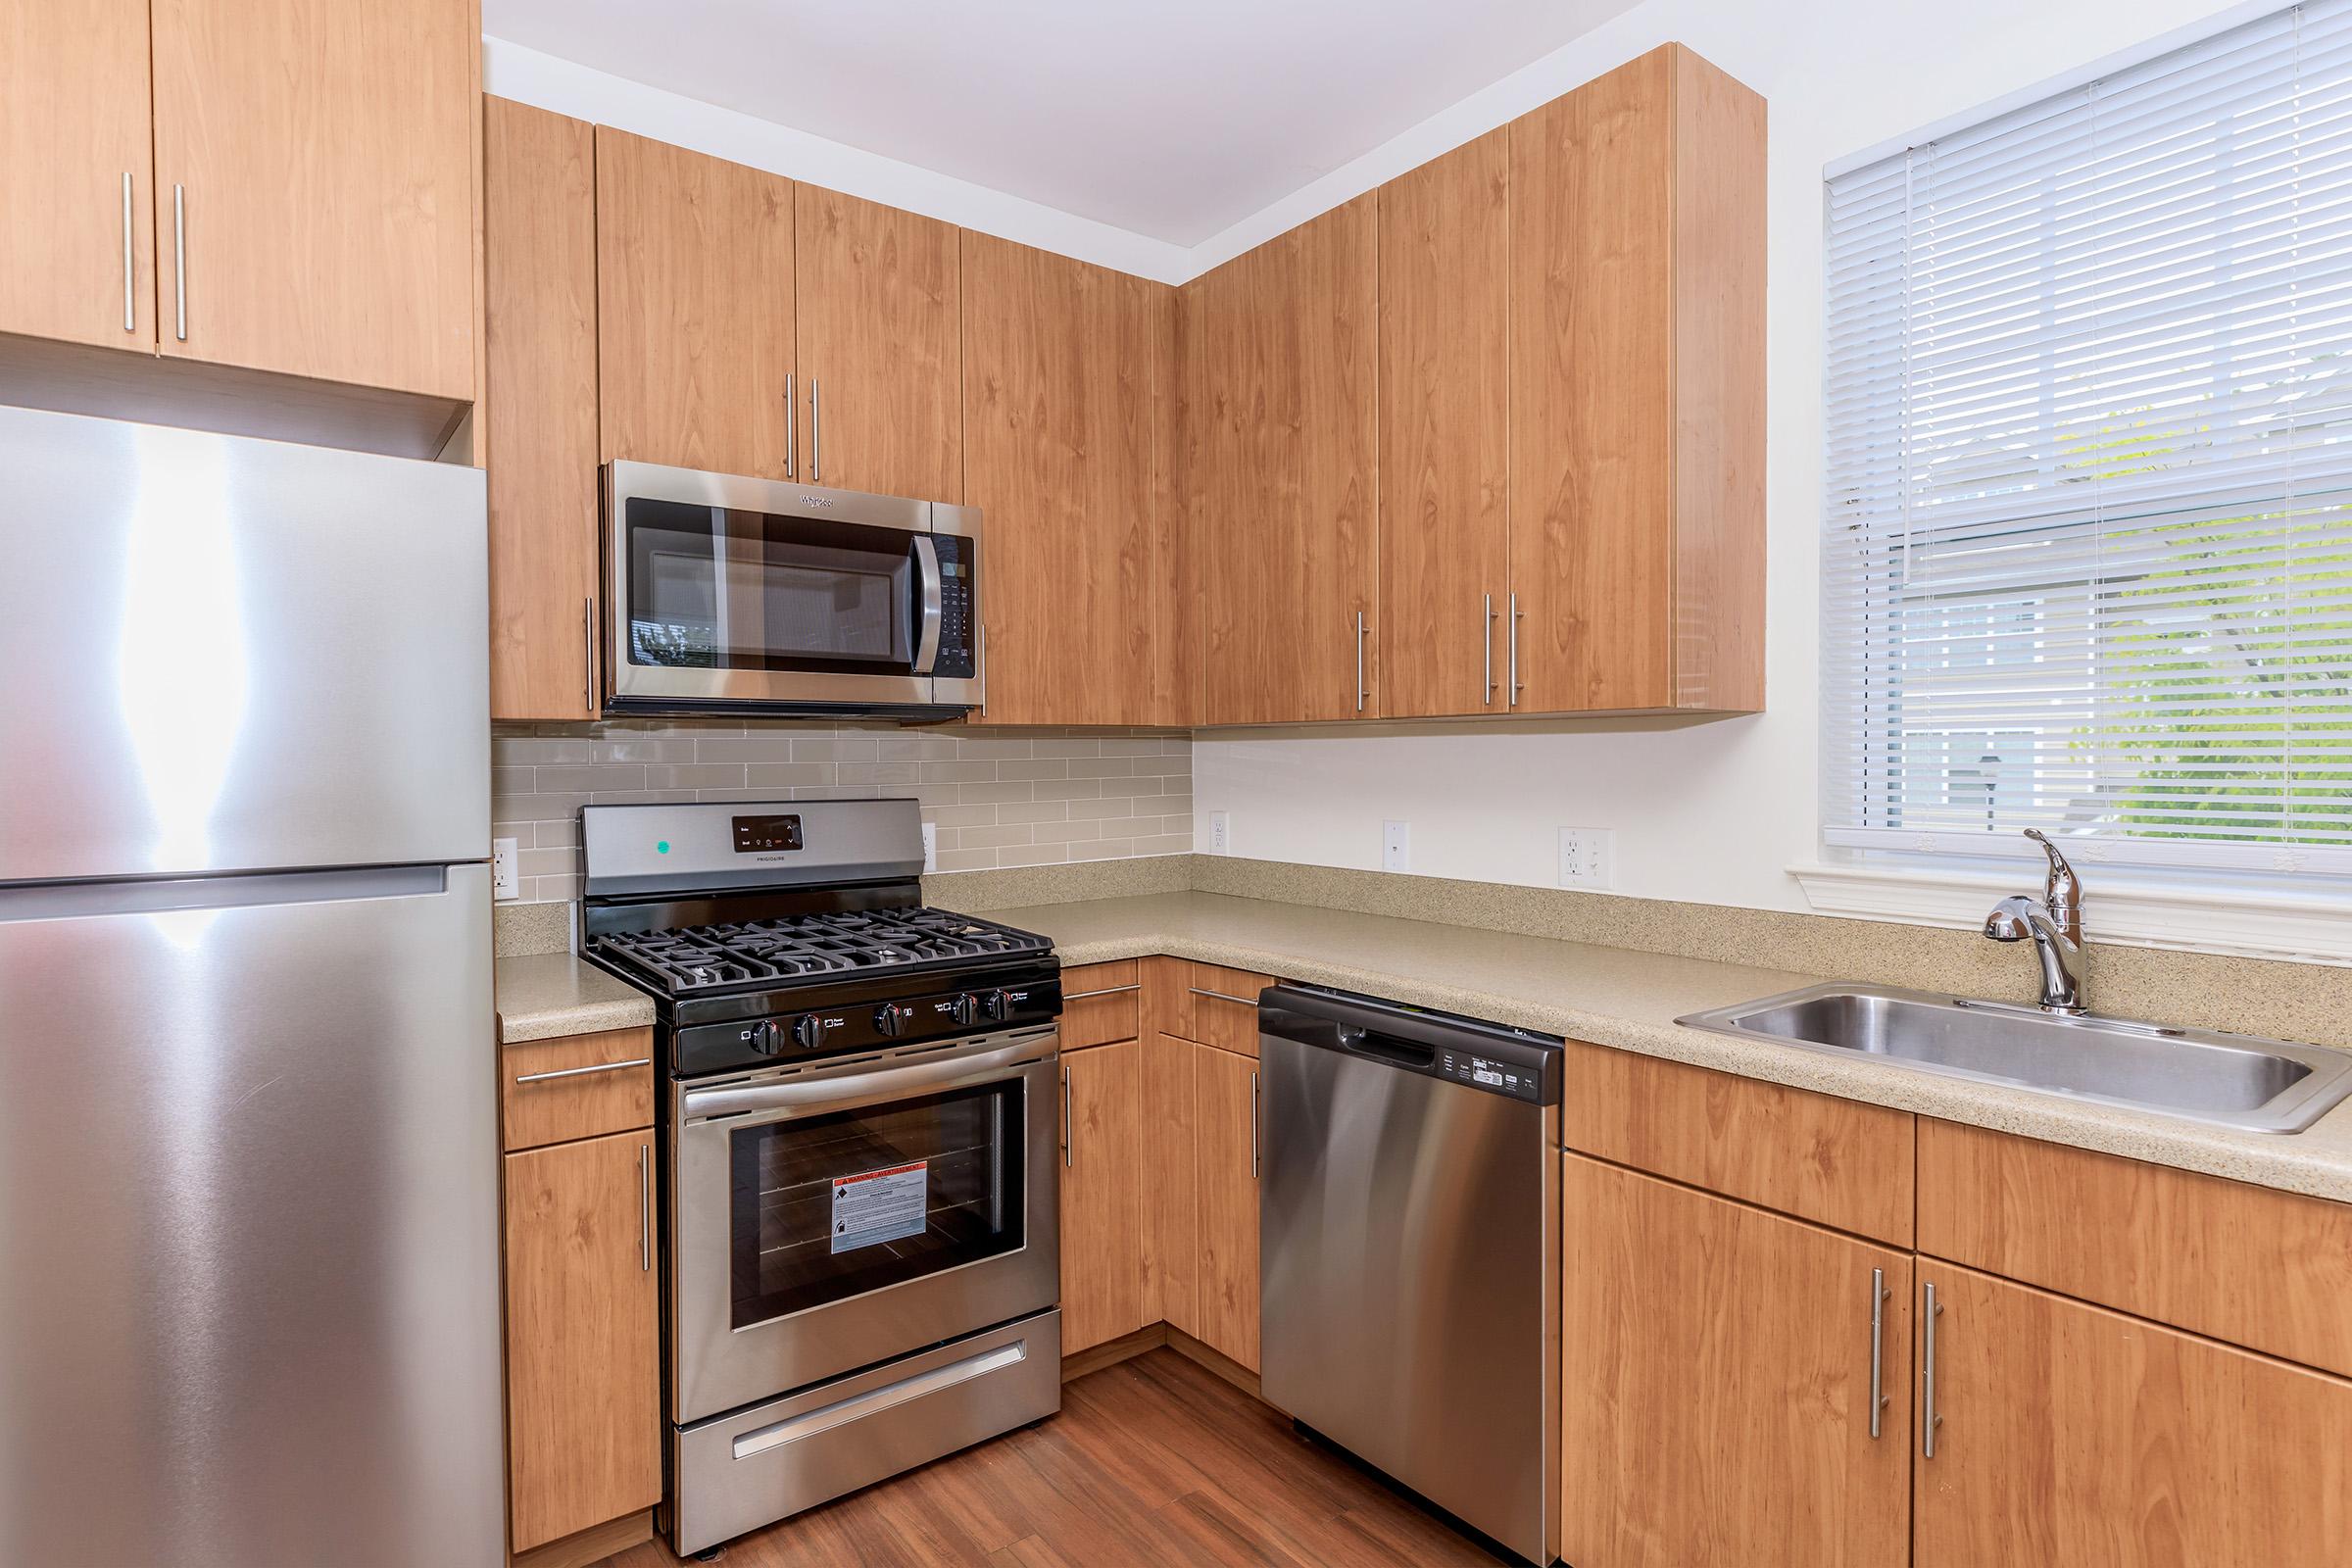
[1193,0,2268,912]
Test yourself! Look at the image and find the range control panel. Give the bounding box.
[681,973,1063,1075]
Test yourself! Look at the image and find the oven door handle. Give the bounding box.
[681,1039,1049,1124]
[912,534,944,675]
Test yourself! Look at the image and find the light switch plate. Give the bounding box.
[1209,810,1231,855]
[1558,826,1614,889]
[492,837,518,901]
[1383,820,1411,872]
[921,821,938,872]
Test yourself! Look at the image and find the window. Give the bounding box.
[1823,0,2352,876]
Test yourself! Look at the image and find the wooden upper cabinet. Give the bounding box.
[1378,129,1510,719]
[504,1128,662,1554]
[1509,43,1764,713]
[1562,1154,1913,1568]
[597,127,796,478]
[0,0,156,351]
[795,185,961,501]
[963,232,1170,725]
[1915,1264,2352,1568]
[484,96,600,721]
[148,0,479,399]
[1189,196,1378,725]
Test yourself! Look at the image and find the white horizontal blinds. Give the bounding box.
[1824,0,2352,872]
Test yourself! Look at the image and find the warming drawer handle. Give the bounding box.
[513,1056,651,1085]
[730,1340,1029,1461]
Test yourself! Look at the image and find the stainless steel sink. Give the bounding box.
[1676,982,2352,1134]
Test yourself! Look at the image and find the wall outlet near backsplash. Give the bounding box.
[1558,827,1614,889]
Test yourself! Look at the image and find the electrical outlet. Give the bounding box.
[1382,820,1411,872]
[1558,827,1614,889]
[921,821,938,872]
[492,837,518,901]
[1209,810,1231,855]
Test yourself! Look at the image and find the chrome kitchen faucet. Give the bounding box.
[1983,828,2086,1014]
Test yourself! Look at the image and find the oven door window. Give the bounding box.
[729,1079,1025,1329]
[624,498,917,674]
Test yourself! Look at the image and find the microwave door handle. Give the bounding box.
[913,534,945,675]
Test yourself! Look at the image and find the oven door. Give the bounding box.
[671,1028,1058,1424]
[606,461,963,713]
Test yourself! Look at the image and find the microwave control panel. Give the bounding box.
[931,535,977,680]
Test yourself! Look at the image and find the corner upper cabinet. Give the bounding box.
[148,0,480,399]
[1187,196,1379,725]
[597,127,797,478]
[963,232,1172,725]
[1377,129,1510,719]
[0,0,156,352]
[795,185,961,501]
[484,96,600,721]
[1509,43,1765,714]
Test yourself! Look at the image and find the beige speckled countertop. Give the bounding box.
[495,951,655,1044]
[992,891,2352,1204]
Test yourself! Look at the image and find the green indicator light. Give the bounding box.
[656,840,671,854]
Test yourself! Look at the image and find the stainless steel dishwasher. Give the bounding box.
[1258,985,1562,1567]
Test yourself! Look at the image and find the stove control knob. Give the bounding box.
[791,1013,826,1050]
[873,1003,908,1038]
[948,993,981,1028]
[748,1019,785,1056]
[978,989,1011,1022]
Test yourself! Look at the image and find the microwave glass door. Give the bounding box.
[729,1079,1025,1331]
[625,499,917,674]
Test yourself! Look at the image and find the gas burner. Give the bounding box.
[592,906,1053,998]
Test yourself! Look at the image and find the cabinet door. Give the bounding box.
[484,97,600,721]
[1561,1154,1912,1568]
[1917,1264,2352,1567]
[796,185,961,501]
[597,127,796,478]
[1378,129,1509,718]
[1140,1031,1200,1334]
[504,1129,661,1553]
[1189,196,1377,724]
[963,232,1169,724]
[1058,1042,1148,1355]
[149,0,477,398]
[0,0,154,351]
[1193,1044,1262,1370]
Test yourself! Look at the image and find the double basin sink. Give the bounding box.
[1678,982,2352,1134]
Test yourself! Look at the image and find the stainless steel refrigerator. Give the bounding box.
[0,406,506,1565]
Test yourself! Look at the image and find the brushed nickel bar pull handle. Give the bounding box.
[1483,592,1494,706]
[637,1142,652,1272]
[1060,1064,1073,1169]
[1922,1281,1943,1458]
[1354,610,1368,712]
[1508,592,1523,708]
[1250,1069,1260,1179]
[513,1055,651,1085]
[172,183,186,342]
[122,172,135,332]
[784,371,796,477]
[1869,1267,1889,1440]
[1062,983,1142,1001]
[809,376,821,483]
[1187,987,1258,1006]
[582,595,595,714]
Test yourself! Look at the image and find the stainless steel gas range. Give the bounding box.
[579,799,1063,1557]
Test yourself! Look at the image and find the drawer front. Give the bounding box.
[1182,961,1277,1059]
[1919,1119,2352,1377]
[1560,1040,1915,1245]
[502,1026,656,1152]
[1059,960,1142,1051]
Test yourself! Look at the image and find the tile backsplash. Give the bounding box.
[492,720,1193,903]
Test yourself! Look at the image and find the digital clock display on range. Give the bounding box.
[731,814,805,853]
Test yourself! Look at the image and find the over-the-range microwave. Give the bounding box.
[602,461,981,719]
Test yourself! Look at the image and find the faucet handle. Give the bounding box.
[2022,829,2082,944]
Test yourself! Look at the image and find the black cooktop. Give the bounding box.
[590,906,1054,998]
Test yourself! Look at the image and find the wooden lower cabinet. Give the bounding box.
[1192,1043,1262,1371]
[1058,1040,1149,1354]
[1141,1031,1201,1334]
[1915,1263,2352,1567]
[504,1127,662,1554]
[1560,1153,1912,1568]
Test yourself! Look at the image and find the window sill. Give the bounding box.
[1788,860,2352,967]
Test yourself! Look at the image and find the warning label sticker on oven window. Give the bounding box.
[830,1160,929,1254]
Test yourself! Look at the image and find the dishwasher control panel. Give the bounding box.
[1437,1050,1547,1102]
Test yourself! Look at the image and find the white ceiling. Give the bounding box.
[481,0,1639,249]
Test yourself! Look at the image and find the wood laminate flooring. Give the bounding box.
[609,1348,1510,1567]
